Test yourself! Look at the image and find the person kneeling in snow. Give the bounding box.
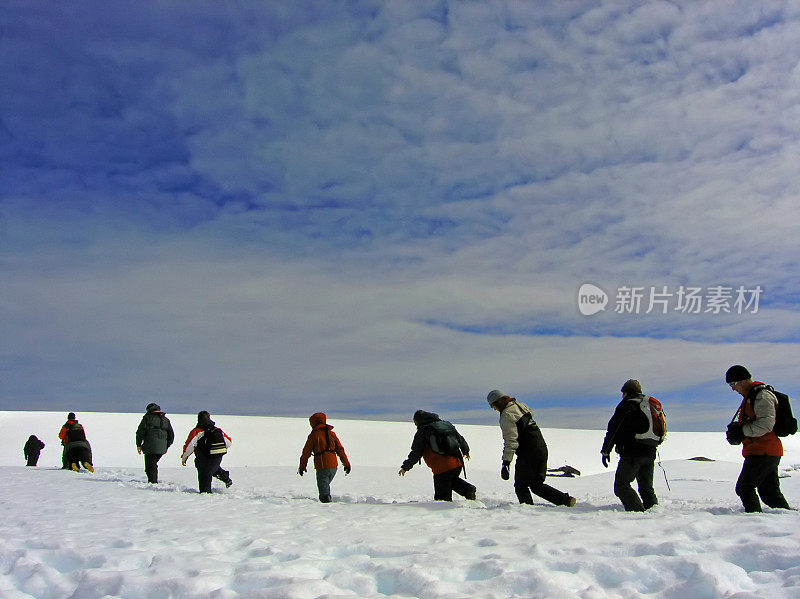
[181,411,233,493]
[63,418,94,473]
[298,412,351,503]
[398,410,476,502]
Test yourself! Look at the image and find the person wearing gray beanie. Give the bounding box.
[486,389,576,507]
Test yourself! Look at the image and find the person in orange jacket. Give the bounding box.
[58,412,77,469]
[298,412,351,503]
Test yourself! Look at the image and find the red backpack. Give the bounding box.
[634,397,666,446]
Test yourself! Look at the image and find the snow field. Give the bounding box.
[2,411,800,598]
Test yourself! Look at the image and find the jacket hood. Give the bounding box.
[413,410,440,426]
[197,412,215,429]
[309,412,328,428]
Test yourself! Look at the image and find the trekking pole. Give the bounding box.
[657,450,671,492]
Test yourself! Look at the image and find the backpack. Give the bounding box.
[754,385,798,437]
[67,422,87,443]
[424,420,462,456]
[199,427,227,456]
[634,396,666,446]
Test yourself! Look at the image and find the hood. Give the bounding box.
[413,410,440,427]
[197,412,215,429]
[309,412,327,428]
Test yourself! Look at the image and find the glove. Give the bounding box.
[500,461,510,480]
[343,465,351,475]
[136,446,142,455]
[601,452,610,468]
[181,457,187,466]
[297,468,306,476]
[726,422,744,445]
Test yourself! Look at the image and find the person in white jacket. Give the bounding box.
[487,390,576,507]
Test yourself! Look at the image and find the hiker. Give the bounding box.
[725,365,791,512]
[181,411,233,493]
[298,412,351,503]
[487,390,576,507]
[135,402,175,483]
[62,417,94,472]
[600,379,662,511]
[23,435,45,466]
[58,412,78,469]
[399,410,476,502]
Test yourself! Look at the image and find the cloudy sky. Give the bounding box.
[2,1,800,430]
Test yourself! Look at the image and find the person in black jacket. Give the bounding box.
[600,379,658,511]
[24,435,45,466]
[135,403,175,483]
[399,410,476,501]
[181,411,233,493]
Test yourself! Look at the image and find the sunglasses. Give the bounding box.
[728,380,741,389]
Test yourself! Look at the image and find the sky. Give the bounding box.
[2,1,800,429]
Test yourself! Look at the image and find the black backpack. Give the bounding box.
[758,385,798,437]
[424,420,462,456]
[66,423,86,443]
[199,427,227,456]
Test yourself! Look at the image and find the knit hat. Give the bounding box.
[67,412,76,420]
[725,365,752,383]
[620,379,643,397]
[146,403,160,412]
[487,389,508,406]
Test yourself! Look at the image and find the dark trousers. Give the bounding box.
[65,445,92,469]
[515,445,572,506]
[614,455,658,511]
[736,455,790,512]
[62,446,69,469]
[432,466,476,501]
[316,467,336,502]
[195,455,231,493]
[144,453,163,483]
[26,452,41,466]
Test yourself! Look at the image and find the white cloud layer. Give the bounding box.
[2,1,800,428]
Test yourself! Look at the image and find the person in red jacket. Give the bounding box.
[726,364,791,512]
[298,412,351,503]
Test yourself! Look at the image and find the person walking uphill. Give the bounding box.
[725,365,791,512]
[399,410,476,502]
[24,435,45,466]
[181,411,233,493]
[487,390,576,507]
[298,412,351,503]
[136,403,175,483]
[601,380,664,512]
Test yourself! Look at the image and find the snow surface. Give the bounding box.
[2,411,799,598]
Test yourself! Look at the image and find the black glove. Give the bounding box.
[343,465,351,475]
[297,468,305,476]
[500,461,510,480]
[726,422,744,445]
[601,452,610,468]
